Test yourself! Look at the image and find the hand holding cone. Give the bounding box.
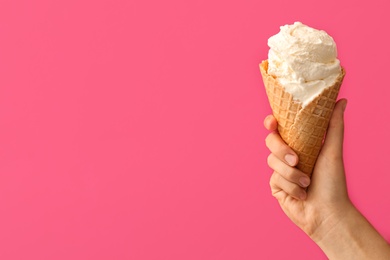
[260,60,346,177]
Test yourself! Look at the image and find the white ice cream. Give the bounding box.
[267,22,341,107]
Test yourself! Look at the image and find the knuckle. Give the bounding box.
[269,172,277,187]
[265,132,277,149]
[324,153,343,165]
[269,179,273,190]
[267,138,289,160]
[273,172,283,184]
[265,133,272,148]
[271,189,278,198]
[267,154,274,167]
[263,115,271,128]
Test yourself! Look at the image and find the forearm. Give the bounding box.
[312,205,390,260]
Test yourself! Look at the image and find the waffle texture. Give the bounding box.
[260,60,345,176]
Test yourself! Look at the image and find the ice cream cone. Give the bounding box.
[260,60,346,176]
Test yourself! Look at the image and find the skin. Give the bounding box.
[264,99,390,259]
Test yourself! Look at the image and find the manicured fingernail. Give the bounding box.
[285,154,296,166]
[300,191,307,200]
[299,177,310,187]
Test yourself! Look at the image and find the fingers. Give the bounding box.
[321,99,347,159]
[263,115,278,132]
[264,114,298,166]
[265,131,298,167]
[270,172,307,201]
[264,113,307,201]
[267,153,310,188]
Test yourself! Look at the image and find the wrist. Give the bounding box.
[309,200,355,244]
[310,202,390,259]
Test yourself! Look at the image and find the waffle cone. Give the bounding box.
[260,60,345,176]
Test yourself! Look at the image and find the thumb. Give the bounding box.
[321,99,347,158]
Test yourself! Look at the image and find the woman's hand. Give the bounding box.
[265,99,390,259]
[264,99,352,238]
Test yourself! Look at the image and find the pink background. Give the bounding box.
[0,0,389,259]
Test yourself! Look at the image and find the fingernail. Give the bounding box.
[342,100,348,112]
[300,192,307,200]
[299,177,310,187]
[285,154,296,166]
